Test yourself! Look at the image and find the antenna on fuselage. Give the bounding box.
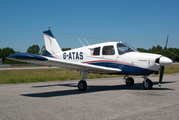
[77,37,85,47]
[84,38,89,46]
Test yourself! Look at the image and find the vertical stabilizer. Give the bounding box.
[43,28,62,58]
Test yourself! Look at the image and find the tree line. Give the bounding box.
[0,44,178,64]
[0,45,71,64]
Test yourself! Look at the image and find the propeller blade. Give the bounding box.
[164,35,169,56]
[159,35,169,88]
[159,66,165,87]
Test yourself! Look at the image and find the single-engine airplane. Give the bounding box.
[7,28,173,91]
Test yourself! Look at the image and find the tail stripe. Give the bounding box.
[43,30,55,38]
[46,50,57,59]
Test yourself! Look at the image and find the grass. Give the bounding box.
[164,64,179,74]
[0,68,123,84]
[0,64,179,84]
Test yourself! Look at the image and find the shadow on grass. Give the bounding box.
[21,81,175,98]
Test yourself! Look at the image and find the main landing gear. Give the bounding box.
[78,80,87,91]
[78,72,88,91]
[124,76,134,86]
[124,76,153,90]
[78,72,154,91]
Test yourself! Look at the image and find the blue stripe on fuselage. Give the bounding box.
[87,62,157,76]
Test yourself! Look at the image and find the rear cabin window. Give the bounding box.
[102,45,115,55]
[90,47,100,56]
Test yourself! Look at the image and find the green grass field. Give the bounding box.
[0,64,179,84]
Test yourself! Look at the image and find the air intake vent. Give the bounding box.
[155,58,160,64]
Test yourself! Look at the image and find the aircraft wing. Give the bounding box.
[7,53,121,74]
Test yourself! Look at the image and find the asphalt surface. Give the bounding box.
[0,74,179,120]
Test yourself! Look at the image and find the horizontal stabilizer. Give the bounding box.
[7,53,47,61]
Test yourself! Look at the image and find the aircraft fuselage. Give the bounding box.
[51,41,170,76]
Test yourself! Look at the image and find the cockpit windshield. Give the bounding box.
[117,43,138,55]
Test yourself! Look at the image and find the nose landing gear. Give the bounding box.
[143,77,153,90]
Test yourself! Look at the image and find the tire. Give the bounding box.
[78,80,87,91]
[143,78,153,90]
[126,77,134,86]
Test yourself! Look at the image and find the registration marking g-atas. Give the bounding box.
[63,52,83,60]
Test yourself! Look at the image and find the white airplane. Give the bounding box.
[7,28,173,91]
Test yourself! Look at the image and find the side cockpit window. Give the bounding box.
[117,43,135,55]
[90,47,100,56]
[102,46,115,55]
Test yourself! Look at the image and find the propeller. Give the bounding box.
[158,35,169,88]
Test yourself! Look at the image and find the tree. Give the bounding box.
[137,48,147,52]
[0,47,15,60]
[27,44,40,55]
[41,45,47,56]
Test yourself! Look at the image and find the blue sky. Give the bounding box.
[0,0,179,52]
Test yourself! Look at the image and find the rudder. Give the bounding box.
[43,28,62,58]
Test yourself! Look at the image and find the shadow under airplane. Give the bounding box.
[21,81,175,98]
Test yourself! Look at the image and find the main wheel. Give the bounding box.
[78,80,87,91]
[126,77,134,86]
[143,78,153,90]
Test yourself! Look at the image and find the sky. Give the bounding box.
[0,0,179,52]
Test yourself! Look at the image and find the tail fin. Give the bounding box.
[43,28,62,58]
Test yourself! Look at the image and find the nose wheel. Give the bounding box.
[143,78,153,90]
